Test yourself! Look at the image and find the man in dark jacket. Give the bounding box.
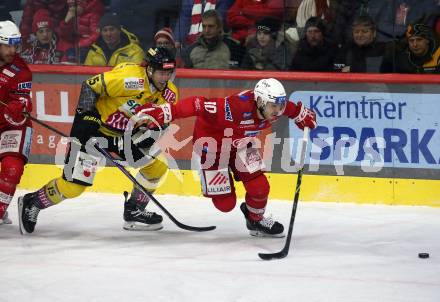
[290,17,337,72]
[241,17,291,71]
[334,15,387,73]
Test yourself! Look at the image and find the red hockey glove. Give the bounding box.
[134,103,173,129]
[294,102,317,130]
[3,100,27,126]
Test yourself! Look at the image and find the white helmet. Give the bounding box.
[254,78,287,116]
[0,21,21,46]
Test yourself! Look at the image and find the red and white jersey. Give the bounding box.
[0,54,33,127]
[173,90,301,152]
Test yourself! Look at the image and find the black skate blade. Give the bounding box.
[258,250,288,261]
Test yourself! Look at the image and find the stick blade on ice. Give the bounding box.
[258,250,288,261]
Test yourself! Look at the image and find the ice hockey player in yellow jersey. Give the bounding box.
[18,47,179,234]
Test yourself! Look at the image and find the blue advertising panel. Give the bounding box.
[289,91,440,171]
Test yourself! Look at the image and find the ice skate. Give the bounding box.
[240,202,284,238]
[18,193,41,234]
[123,194,163,231]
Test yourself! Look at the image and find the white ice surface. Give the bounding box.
[1,190,439,302]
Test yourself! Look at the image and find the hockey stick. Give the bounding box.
[1,103,216,232]
[91,145,214,232]
[258,127,310,260]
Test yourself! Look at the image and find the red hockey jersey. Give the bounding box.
[0,54,33,128]
[173,89,301,152]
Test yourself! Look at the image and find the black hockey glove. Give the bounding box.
[132,125,164,149]
[70,109,102,146]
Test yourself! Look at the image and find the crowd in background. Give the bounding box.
[2,0,440,73]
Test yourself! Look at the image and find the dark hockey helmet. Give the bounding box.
[145,47,176,71]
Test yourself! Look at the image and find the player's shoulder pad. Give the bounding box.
[228,90,253,103]
[12,55,31,73]
[227,90,254,114]
[112,62,145,74]
[104,63,146,85]
[11,57,32,82]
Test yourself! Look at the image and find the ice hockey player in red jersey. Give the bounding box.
[134,78,316,237]
[0,21,33,225]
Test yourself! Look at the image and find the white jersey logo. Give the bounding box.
[124,78,145,90]
[204,101,217,113]
[2,69,15,77]
[203,170,231,195]
[0,131,21,153]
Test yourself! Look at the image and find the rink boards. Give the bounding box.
[18,66,440,207]
[19,164,440,207]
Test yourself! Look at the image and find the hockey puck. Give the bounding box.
[418,253,429,259]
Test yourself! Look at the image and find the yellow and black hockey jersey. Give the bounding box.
[85,62,178,135]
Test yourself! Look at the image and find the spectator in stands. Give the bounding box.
[334,15,386,73]
[58,0,104,63]
[154,27,176,55]
[84,13,144,66]
[174,0,235,48]
[154,27,183,67]
[290,17,337,71]
[21,9,74,64]
[241,17,292,70]
[380,23,440,73]
[182,9,244,69]
[226,0,284,45]
[20,0,68,46]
